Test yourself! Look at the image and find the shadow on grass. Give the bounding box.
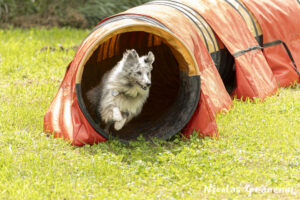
[71,132,208,164]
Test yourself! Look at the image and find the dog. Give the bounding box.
[87,49,155,131]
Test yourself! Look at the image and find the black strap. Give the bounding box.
[85,14,173,40]
[264,40,300,77]
[96,14,172,32]
[233,45,262,57]
[147,0,219,52]
[224,0,259,38]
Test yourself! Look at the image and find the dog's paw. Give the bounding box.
[112,107,123,122]
[114,118,126,130]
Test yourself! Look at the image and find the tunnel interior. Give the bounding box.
[212,48,236,95]
[79,31,200,141]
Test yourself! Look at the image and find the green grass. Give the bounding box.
[0,28,299,200]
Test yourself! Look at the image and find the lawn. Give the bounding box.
[0,28,299,200]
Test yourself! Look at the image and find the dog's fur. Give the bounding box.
[87,49,155,131]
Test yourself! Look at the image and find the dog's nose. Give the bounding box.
[146,83,151,87]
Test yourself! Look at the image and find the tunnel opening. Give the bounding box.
[78,31,200,141]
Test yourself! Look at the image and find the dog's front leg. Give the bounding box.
[114,118,127,131]
[112,107,126,130]
[114,112,129,131]
[112,107,123,122]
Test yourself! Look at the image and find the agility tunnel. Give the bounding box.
[44,0,300,146]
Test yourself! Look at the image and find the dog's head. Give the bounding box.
[122,49,155,90]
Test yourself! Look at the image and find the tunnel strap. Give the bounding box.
[264,40,300,77]
[147,0,219,52]
[224,0,259,38]
[96,14,172,32]
[233,45,262,57]
[84,13,174,41]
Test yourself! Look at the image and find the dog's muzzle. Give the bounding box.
[136,81,149,90]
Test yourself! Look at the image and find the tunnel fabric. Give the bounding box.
[241,0,300,87]
[44,0,299,146]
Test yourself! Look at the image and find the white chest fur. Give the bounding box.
[114,86,149,116]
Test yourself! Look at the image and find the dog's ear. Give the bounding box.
[144,51,155,65]
[124,49,139,66]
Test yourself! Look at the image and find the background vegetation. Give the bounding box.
[0,0,150,28]
[0,28,299,199]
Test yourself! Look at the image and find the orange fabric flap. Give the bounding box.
[180,0,278,99]
[233,50,277,100]
[242,0,300,86]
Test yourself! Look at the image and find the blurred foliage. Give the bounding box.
[0,0,151,28]
[80,0,150,27]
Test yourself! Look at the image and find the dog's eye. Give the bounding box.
[137,72,142,75]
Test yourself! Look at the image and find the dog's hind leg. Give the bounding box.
[104,121,113,133]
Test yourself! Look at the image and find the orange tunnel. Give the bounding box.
[44,0,299,145]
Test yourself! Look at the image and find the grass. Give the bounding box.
[0,28,299,200]
[0,0,151,28]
